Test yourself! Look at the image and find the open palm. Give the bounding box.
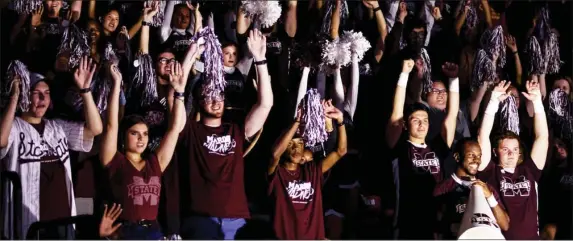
[99,203,122,238]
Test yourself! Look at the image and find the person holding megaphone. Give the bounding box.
[434,138,510,239]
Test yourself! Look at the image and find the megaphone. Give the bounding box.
[458,185,505,240]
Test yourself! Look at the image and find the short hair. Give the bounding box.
[404,102,429,121]
[493,130,524,164]
[404,17,427,36]
[453,138,480,161]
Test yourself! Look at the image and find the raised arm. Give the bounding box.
[344,53,360,120]
[128,8,147,40]
[156,63,188,172]
[469,82,490,122]
[386,60,414,149]
[478,81,511,171]
[139,3,159,54]
[269,112,302,175]
[294,67,311,118]
[74,56,104,139]
[88,0,96,19]
[159,0,176,43]
[363,0,387,62]
[321,100,347,173]
[441,63,460,148]
[193,4,203,35]
[330,0,341,39]
[0,75,20,148]
[236,7,251,35]
[454,3,469,36]
[505,35,522,85]
[69,0,82,23]
[480,0,493,29]
[244,30,273,139]
[285,0,297,38]
[522,80,549,169]
[385,2,407,57]
[99,64,123,166]
[332,66,344,108]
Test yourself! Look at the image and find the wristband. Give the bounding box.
[79,88,91,94]
[373,7,381,13]
[448,77,460,93]
[254,59,267,65]
[533,99,545,114]
[487,195,498,208]
[337,120,345,127]
[485,99,500,116]
[142,21,151,26]
[512,51,518,55]
[397,72,409,88]
[174,91,185,98]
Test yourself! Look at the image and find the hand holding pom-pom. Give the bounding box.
[323,100,343,123]
[441,62,459,79]
[10,75,21,100]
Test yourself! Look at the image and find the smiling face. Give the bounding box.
[45,0,62,15]
[124,123,149,154]
[102,10,120,35]
[173,5,191,29]
[87,21,101,43]
[200,94,225,119]
[156,52,175,84]
[459,142,482,176]
[495,138,522,168]
[27,81,51,118]
[407,110,429,140]
[427,81,448,110]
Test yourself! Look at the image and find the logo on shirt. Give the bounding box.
[18,132,69,163]
[500,176,531,197]
[127,176,161,206]
[412,152,440,174]
[174,39,191,51]
[203,134,236,156]
[286,180,315,204]
[560,175,573,186]
[471,213,499,229]
[456,203,467,214]
[226,79,244,92]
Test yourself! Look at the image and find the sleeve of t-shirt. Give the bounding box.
[0,118,21,160]
[148,152,161,174]
[478,159,496,180]
[53,119,94,153]
[522,155,543,182]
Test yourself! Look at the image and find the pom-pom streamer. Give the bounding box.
[131,53,158,107]
[465,3,479,30]
[144,1,166,27]
[12,0,42,15]
[548,88,573,141]
[320,0,349,35]
[104,43,119,64]
[420,48,433,94]
[58,24,91,70]
[241,0,282,28]
[299,89,328,147]
[480,25,506,68]
[322,38,351,68]
[340,30,371,62]
[192,27,225,100]
[5,60,31,112]
[471,49,496,92]
[500,95,520,135]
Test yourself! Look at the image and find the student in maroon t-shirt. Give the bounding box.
[476,80,549,240]
[434,139,509,239]
[98,57,190,239]
[385,60,460,239]
[177,29,273,239]
[267,100,347,240]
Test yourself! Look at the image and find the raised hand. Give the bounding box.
[99,203,122,238]
[169,62,186,93]
[431,7,442,20]
[491,80,511,102]
[522,80,542,102]
[402,59,415,73]
[9,75,21,99]
[143,1,160,22]
[323,100,343,123]
[362,0,380,9]
[31,5,44,27]
[398,2,408,22]
[247,29,267,61]
[74,56,97,90]
[441,62,459,79]
[505,34,517,53]
[109,64,122,84]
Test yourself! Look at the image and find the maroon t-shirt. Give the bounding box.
[391,139,448,238]
[177,121,249,218]
[268,162,325,240]
[434,175,504,239]
[29,121,71,222]
[106,152,162,221]
[478,156,542,239]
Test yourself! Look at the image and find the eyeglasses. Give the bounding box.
[202,95,225,103]
[158,58,176,65]
[430,88,447,94]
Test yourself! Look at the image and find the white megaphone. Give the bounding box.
[458,185,506,240]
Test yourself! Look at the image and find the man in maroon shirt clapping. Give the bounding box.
[176,29,273,239]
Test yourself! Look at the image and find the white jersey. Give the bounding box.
[0,117,93,239]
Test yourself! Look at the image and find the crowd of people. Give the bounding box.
[0,0,571,239]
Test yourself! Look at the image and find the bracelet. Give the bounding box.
[512,51,518,55]
[373,7,381,13]
[174,91,185,98]
[79,88,91,94]
[142,21,151,26]
[337,120,345,126]
[254,59,267,65]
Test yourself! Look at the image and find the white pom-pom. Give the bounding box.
[241,1,282,28]
[341,30,371,62]
[322,39,351,67]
